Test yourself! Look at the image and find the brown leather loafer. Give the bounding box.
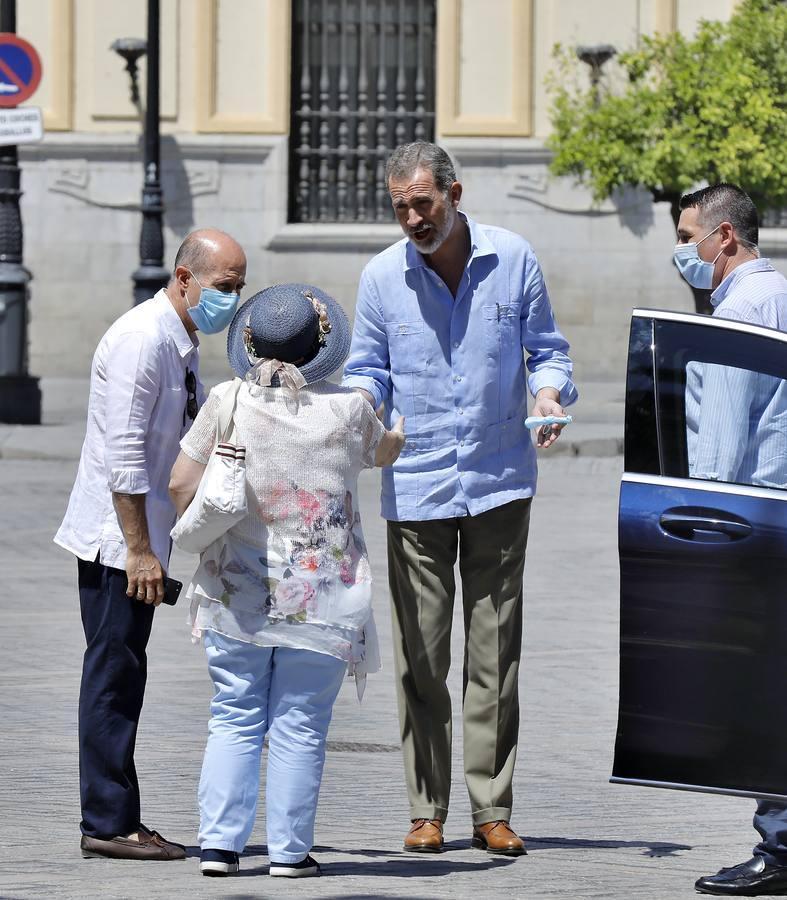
[471,821,526,856]
[404,818,444,853]
[80,829,187,861]
[139,824,187,853]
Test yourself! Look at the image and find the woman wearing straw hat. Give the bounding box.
[169,283,404,879]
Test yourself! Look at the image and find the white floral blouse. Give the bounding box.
[179,379,386,694]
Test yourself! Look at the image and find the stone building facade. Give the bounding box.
[17,0,786,379]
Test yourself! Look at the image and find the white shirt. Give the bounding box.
[180,379,385,693]
[55,290,205,571]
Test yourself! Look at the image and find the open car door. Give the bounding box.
[612,308,787,801]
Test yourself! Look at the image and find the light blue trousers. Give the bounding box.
[198,630,346,863]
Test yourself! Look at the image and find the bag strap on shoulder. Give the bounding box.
[216,377,243,444]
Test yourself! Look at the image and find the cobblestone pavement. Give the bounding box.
[0,455,755,900]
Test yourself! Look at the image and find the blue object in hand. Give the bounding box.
[524,414,573,430]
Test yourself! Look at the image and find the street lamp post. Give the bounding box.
[0,0,40,424]
[113,0,168,307]
[576,44,617,106]
[109,37,146,114]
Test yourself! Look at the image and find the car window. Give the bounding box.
[623,316,659,476]
[653,319,787,490]
[685,362,787,489]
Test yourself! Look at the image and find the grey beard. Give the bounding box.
[407,217,454,255]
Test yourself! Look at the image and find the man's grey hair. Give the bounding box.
[679,183,759,247]
[385,142,457,194]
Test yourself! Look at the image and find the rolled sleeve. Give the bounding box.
[342,269,391,409]
[529,368,578,407]
[104,330,162,494]
[108,468,150,494]
[521,254,578,407]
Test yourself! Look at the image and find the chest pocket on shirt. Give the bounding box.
[152,383,188,439]
[386,321,426,374]
[482,304,519,360]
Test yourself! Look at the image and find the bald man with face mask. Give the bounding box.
[55,229,247,861]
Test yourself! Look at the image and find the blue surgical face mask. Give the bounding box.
[673,224,723,290]
[186,271,239,334]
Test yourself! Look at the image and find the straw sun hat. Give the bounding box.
[226,282,351,384]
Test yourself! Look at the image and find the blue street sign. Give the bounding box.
[0,34,42,108]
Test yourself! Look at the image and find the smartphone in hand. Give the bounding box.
[162,577,183,606]
[125,574,183,605]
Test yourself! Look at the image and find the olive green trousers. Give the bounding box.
[387,498,531,825]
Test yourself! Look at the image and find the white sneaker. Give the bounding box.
[269,854,320,877]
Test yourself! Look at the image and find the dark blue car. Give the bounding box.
[613,308,787,802]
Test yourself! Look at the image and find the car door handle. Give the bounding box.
[659,512,752,540]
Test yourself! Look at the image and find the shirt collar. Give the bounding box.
[155,289,199,357]
[402,212,498,272]
[711,257,775,307]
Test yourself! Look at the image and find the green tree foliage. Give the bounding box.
[547,0,787,216]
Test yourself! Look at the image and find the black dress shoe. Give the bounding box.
[695,856,787,895]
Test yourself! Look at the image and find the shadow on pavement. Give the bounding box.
[243,842,476,858]
[524,836,692,857]
[236,843,518,878]
[320,857,518,877]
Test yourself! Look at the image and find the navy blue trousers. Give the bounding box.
[77,558,154,838]
[754,801,787,866]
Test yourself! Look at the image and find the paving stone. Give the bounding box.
[0,451,756,899]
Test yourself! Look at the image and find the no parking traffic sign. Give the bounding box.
[0,33,42,108]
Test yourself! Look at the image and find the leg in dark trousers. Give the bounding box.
[754,801,787,866]
[78,558,154,838]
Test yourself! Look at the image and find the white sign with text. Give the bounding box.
[0,105,43,146]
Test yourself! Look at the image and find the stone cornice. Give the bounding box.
[20,132,283,162]
[267,223,402,252]
[440,137,553,167]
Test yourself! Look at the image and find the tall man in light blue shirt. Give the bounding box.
[673,184,787,899]
[343,142,577,856]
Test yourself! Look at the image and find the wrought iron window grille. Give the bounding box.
[289,0,437,224]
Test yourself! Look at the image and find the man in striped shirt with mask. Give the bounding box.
[675,184,787,897]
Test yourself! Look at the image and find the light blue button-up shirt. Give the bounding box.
[343,214,577,521]
[686,257,787,487]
